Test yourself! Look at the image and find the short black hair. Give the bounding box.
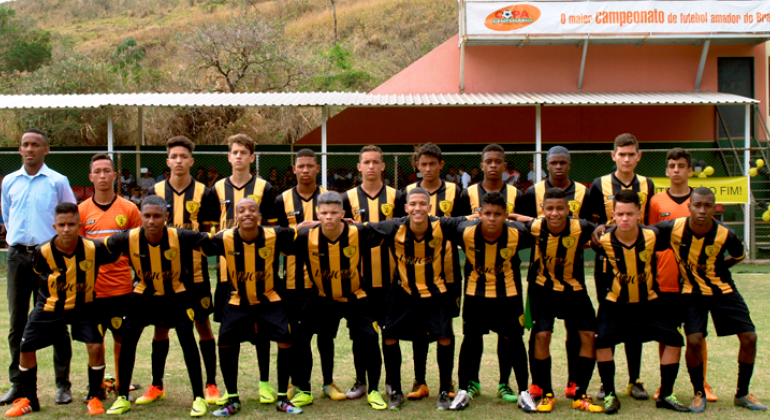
[23,129,49,147]
[614,133,639,151]
[543,188,567,202]
[666,148,691,167]
[407,187,430,201]
[296,148,316,159]
[167,136,195,154]
[90,153,115,171]
[482,144,505,156]
[55,202,79,217]
[613,189,640,209]
[692,187,715,200]
[140,196,169,213]
[481,191,506,210]
[416,143,442,163]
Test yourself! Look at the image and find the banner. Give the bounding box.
[465,1,770,36]
[649,177,749,204]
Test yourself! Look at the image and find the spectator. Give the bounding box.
[129,186,143,206]
[156,168,170,182]
[470,167,483,185]
[527,161,536,183]
[458,164,471,189]
[445,165,460,184]
[195,166,208,184]
[267,167,283,191]
[207,167,221,189]
[119,168,135,199]
[284,167,297,190]
[502,161,520,186]
[137,167,155,193]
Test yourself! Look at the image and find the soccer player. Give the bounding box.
[79,153,142,399]
[3,203,119,418]
[213,134,279,404]
[145,136,222,406]
[654,188,766,412]
[204,197,304,416]
[341,145,404,399]
[396,143,462,401]
[593,190,688,414]
[294,191,387,410]
[446,192,534,411]
[587,133,655,401]
[274,148,327,407]
[103,196,216,417]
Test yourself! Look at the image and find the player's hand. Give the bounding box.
[466,214,480,220]
[343,218,356,224]
[591,224,607,246]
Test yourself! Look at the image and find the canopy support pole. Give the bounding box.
[695,40,710,91]
[136,107,143,181]
[535,104,542,183]
[745,103,751,259]
[460,41,466,94]
[321,106,328,189]
[107,107,114,159]
[578,40,588,92]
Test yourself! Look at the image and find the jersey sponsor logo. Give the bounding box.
[473,207,482,212]
[506,202,514,213]
[381,203,394,216]
[247,194,262,204]
[289,211,301,216]
[200,297,211,309]
[111,317,122,330]
[343,246,357,258]
[220,200,230,204]
[258,247,272,259]
[705,245,720,257]
[186,308,195,321]
[313,252,325,257]
[607,195,614,200]
[164,248,178,260]
[185,201,200,213]
[661,212,671,217]
[439,200,452,213]
[500,248,514,259]
[228,251,241,256]
[355,209,366,214]
[637,192,648,205]
[133,253,146,258]
[568,200,580,214]
[561,236,576,248]
[639,249,652,262]
[86,220,96,225]
[115,215,128,228]
[428,238,441,248]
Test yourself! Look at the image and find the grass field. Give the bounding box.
[1,268,769,419]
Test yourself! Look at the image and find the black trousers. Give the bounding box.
[6,245,71,388]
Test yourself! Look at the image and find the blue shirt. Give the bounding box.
[1,164,76,246]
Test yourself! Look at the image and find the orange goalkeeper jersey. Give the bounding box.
[648,189,691,293]
[79,196,142,298]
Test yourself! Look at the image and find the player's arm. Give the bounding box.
[365,218,401,246]
[274,193,289,227]
[587,179,605,225]
[518,186,537,218]
[651,219,676,251]
[724,229,746,268]
[341,192,354,219]
[104,231,130,256]
[455,189,472,217]
[262,182,279,226]
[32,246,49,276]
[200,232,225,258]
[199,188,221,232]
[274,226,298,254]
[94,239,122,266]
[578,186,593,221]
[514,221,536,251]
[57,176,77,205]
[393,190,407,218]
[643,179,655,225]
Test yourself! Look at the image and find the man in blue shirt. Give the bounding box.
[0,129,77,406]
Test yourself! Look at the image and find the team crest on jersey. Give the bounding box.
[343,246,357,258]
[186,308,195,321]
[185,201,200,213]
[561,237,576,248]
[500,248,514,259]
[568,200,581,215]
[439,200,452,214]
[200,297,211,309]
[705,245,720,257]
[639,249,652,262]
[428,238,441,248]
[258,247,273,259]
[164,248,178,260]
[381,203,394,216]
[111,317,122,330]
[79,260,93,271]
[115,215,128,228]
[247,194,262,204]
[506,202,514,214]
[637,192,648,205]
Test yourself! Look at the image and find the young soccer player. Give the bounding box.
[654,187,766,412]
[397,143,462,401]
[593,190,688,414]
[103,196,216,417]
[4,203,119,418]
[213,134,279,405]
[341,145,404,399]
[587,134,655,400]
[144,136,222,406]
[446,192,534,411]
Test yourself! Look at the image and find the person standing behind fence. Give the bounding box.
[0,129,76,406]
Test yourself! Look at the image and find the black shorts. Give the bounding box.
[656,292,685,327]
[446,282,462,319]
[282,289,313,328]
[463,295,524,338]
[94,294,130,335]
[122,293,196,331]
[302,296,379,340]
[219,302,290,345]
[187,282,214,321]
[529,285,596,335]
[383,286,452,342]
[595,299,684,349]
[683,291,755,338]
[21,303,103,352]
[364,288,388,326]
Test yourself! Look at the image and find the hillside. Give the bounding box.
[0,0,458,146]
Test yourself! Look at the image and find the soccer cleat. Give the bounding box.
[4,399,37,417]
[216,394,230,406]
[276,400,303,414]
[603,393,621,415]
[690,392,706,413]
[387,391,404,410]
[518,391,537,413]
[537,393,555,412]
[87,397,106,415]
[384,382,392,397]
[212,400,241,417]
[573,395,603,413]
[322,383,347,401]
[135,385,165,405]
[346,381,366,400]
[528,384,543,399]
[626,380,649,400]
[436,391,451,410]
[104,375,117,393]
[656,394,690,412]
[734,393,767,411]
[448,381,457,399]
[286,385,297,401]
[259,383,276,404]
[367,390,386,410]
[497,384,518,403]
[565,382,578,399]
[596,384,605,400]
[704,382,718,403]
[205,384,221,405]
[449,390,470,411]
[106,396,131,415]
[406,381,430,400]
[190,397,207,417]
[290,389,313,407]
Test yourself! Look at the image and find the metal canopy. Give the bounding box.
[464,34,770,47]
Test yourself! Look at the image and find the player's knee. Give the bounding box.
[438,337,451,346]
[686,334,704,350]
[384,338,398,346]
[578,331,594,344]
[535,331,551,348]
[739,331,757,348]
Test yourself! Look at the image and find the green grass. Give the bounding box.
[0,269,769,419]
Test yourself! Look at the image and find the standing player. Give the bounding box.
[593,190,688,414]
[3,203,119,418]
[213,134,279,404]
[654,188,766,412]
[274,148,326,407]
[397,143,462,401]
[341,145,404,399]
[143,136,222,405]
[79,154,142,399]
[446,192,534,411]
[588,134,655,400]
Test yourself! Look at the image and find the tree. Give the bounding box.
[0,6,52,73]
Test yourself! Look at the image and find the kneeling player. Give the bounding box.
[5,203,119,417]
[593,190,689,414]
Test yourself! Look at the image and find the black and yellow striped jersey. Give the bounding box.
[213,176,278,228]
[369,215,467,298]
[33,236,118,312]
[448,219,533,298]
[595,225,666,304]
[521,179,591,219]
[456,183,523,217]
[526,217,595,292]
[655,217,745,296]
[206,227,296,306]
[342,185,404,289]
[588,173,655,225]
[275,186,327,291]
[105,227,212,297]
